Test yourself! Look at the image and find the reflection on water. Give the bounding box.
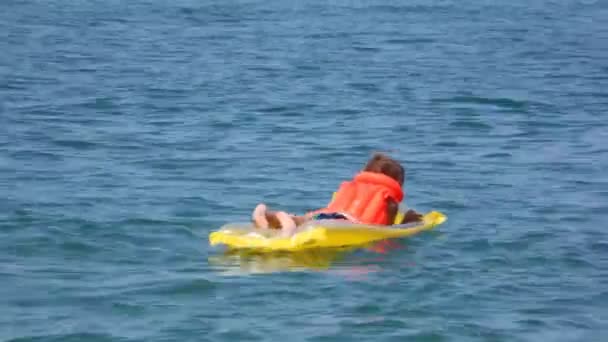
[208,240,406,275]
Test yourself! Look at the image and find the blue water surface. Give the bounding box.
[2,0,608,341]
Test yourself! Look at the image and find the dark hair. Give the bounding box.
[363,152,405,185]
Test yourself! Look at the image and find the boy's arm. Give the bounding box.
[387,200,399,225]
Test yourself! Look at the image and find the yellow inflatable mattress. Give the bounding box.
[209,211,446,252]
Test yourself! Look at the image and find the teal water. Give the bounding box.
[2,0,608,341]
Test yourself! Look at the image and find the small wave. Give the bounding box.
[348,82,381,92]
[351,45,381,53]
[481,152,513,159]
[6,332,116,342]
[433,140,466,148]
[384,38,435,45]
[433,95,530,110]
[121,277,217,297]
[51,139,100,151]
[367,4,454,13]
[448,119,493,130]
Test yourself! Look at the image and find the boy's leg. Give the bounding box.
[276,211,297,237]
[253,203,285,229]
[292,215,310,226]
[252,204,269,228]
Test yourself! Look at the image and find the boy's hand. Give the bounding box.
[401,210,423,224]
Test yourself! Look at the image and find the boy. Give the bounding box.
[252,153,422,236]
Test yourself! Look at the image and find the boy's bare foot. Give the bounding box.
[252,204,269,228]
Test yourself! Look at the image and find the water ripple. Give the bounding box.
[2,0,608,341]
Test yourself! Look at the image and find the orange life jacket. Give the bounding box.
[313,171,404,225]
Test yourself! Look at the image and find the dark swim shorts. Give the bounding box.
[312,212,349,220]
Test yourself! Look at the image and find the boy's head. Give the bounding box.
[363,152,405,185]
